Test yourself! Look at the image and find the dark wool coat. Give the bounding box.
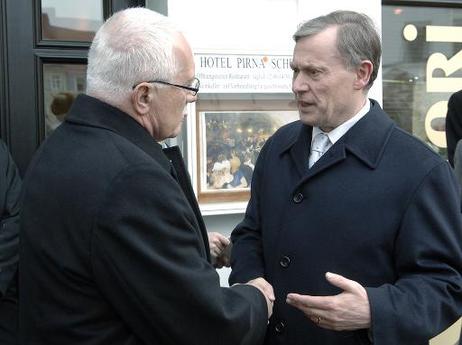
[19,94,267,345]
[230,100,462,345]
[446,89,462,166]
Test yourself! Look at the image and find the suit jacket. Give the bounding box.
[19,94,267,345]
[230,100,462,345]
[446,89,462,166]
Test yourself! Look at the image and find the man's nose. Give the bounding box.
[292,74,309,94]
[187,93,198,103]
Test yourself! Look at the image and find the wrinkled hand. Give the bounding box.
[247,277,275,319]
[286,272,371,331]
[207,232,231,268]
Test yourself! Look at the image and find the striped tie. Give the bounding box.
[309,133,331,168]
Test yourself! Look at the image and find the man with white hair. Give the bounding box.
[19,8,272,345]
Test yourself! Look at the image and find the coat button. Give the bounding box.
[293,192,304,203]
[279,255,291,268]
[275,321,285,333]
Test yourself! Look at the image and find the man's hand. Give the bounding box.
[207,232,231,268]
[286,272,371,331]
[247,277,275,319]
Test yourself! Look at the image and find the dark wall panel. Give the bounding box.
[5,0,37,173]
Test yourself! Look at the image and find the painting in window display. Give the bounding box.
[43,64,87,137]
[196,108,298,203]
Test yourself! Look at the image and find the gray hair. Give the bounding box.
[86,7,178,100]
[293,10,381,89]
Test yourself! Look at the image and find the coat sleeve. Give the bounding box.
[229,141,270,285]
[0,141,21,296]
[446,91,462,167]
[366,161,462,344]
[91,163,268,345]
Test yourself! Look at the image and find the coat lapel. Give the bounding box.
[285,122,347,180]
[163,146,210,261]
[284,100,395,190]
[305,143,347,176]
[287,124,312,178]
[341,102,395,169]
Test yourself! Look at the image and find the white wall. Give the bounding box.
[169,0,299,54]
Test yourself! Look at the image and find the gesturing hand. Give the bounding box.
[286,272,371,331]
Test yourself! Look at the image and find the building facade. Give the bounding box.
[1,2,462,341]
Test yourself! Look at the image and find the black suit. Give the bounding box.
[20,94,267,345]
[446,89,462,166]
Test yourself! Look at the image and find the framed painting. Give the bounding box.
[195,99,299,205]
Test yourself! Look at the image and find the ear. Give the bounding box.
[353,60,373,90]
[131,83,153,115]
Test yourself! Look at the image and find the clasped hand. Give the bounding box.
[207,232,231,268]
[247,277,275,319]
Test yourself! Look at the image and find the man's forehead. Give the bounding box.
[290,53,329,69]
[292,41,342,66]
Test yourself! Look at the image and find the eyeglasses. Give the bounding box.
[132,77,200,95]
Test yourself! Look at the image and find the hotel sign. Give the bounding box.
[195,53,293,93]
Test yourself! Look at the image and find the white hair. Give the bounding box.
[86,8,178,102]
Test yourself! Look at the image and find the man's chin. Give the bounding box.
[298,113,318,126]
[169,127,182,139]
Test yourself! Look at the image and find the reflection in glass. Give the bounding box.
[43,64,87,136]
[382,5,462,158]
[41,0,103,41]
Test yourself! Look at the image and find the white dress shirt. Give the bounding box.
[310,99,371,149]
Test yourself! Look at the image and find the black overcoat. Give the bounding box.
[230,100,462,345]
[19,94,267,345]
[446,89,462,166]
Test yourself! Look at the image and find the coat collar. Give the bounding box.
[278,99,395,175]
[340,100,395,169]
[65,95,210,261]
[65,94,171,173]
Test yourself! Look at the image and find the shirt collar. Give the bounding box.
[311,99,371,146]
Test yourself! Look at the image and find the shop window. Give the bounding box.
[43,63,86,136]
[382,5,462,158]
[41,0,104,41]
